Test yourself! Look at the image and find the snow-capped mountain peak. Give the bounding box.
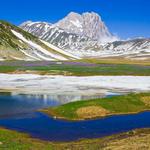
[21,12,118,45]
[54,12,83,33]
[54,12,118,43]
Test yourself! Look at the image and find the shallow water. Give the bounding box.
[0,111,150,142]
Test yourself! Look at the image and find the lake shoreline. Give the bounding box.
[41,109,150,121]
[0,127,150,149]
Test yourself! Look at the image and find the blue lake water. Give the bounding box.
[0,112,150,142]
[0,93,150,142]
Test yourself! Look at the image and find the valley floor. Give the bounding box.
[0,60,150,76]
[0,60,149,149]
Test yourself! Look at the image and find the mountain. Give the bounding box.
[54,12,118,43]
[57,37,149,58]
[6,11,150,60]
[100,38,150,58]
[20,12,117,51]
[0,11,149,61]
[0,20,79,61]
[20,20,97,51]
[77,38,150,58]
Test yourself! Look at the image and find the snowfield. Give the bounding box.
[0,74,149,96]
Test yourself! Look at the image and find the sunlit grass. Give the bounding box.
[42,93,150,120]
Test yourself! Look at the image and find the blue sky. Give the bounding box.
[0,0,149,39]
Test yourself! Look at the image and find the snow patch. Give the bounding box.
[0,74,149,95]
[11,30,68,61]
[41,40,80,59]
[70,20,82,28]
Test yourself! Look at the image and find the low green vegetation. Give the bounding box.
[22,64,150,76]
[0,66,17,73]
[0,128,53,150]
[42,93,150,120]
[0,61,150,76]
[0,128,150,150]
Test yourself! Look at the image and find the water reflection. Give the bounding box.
[0,92,117,118]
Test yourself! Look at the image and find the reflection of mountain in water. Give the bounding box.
[0,93,106,118]
[13,93,105,105]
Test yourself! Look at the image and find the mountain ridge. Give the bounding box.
[0,20,79,60]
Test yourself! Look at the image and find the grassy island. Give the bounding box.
[41,93,150,120]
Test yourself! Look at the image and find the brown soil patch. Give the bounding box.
[104,132,150,150]
[76,106,110,119]
[141,96,150,106]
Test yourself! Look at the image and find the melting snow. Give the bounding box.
[0,74,149,95]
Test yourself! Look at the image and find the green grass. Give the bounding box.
[26,64,150,76]
[0,128,53,150]
[0,62,150,76]
[42,93,150,120]
[0,66,18,72]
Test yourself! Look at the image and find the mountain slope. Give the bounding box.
[0,21,79,61]
[101,38,150,58]
[73,38,150,58]
[20,20,98,51]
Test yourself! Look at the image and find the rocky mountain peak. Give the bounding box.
[54,12,118,43]
[67,12,82,18]
[82,12,102,20]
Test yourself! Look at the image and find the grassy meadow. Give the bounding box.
[0,60,149,76]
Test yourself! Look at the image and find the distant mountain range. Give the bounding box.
[0,12,149,60]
